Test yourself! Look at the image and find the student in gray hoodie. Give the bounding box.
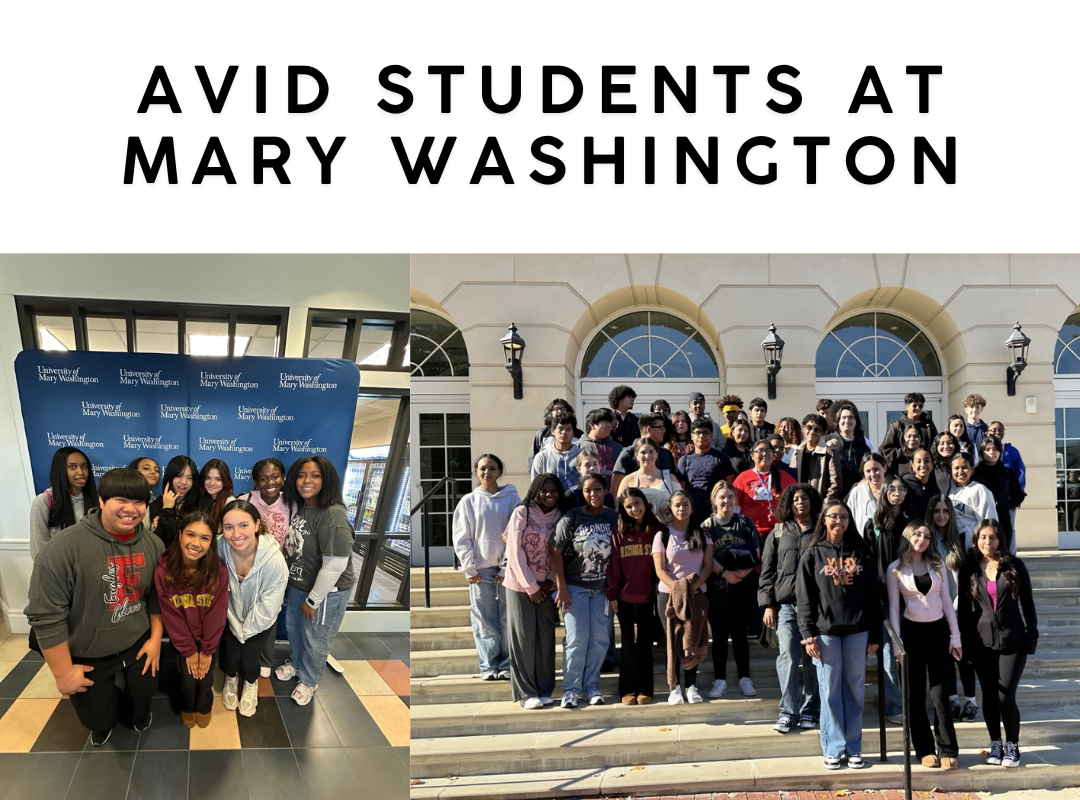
[453,454,520,680]
[26,468,164,747]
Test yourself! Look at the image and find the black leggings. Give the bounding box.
[219,626,275,685]
[901,617,958,758]
[707,603,750,681]
[616,598,654,698]
[972,645,1027,742]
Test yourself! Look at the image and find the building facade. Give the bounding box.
[411,253,1080,564]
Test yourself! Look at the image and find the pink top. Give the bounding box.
[987,578,998,611]
[502,505,563,595]
[886,559,961,649]
[652,527,711,594]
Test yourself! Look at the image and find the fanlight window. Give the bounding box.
[816,312,941,378]
[410,310,469,377]
[582,312,718,379]
[1055,313,1080,374]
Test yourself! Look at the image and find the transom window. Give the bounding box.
[410,310,470,377]
[816,312,941,378]
[581,311,718,379]
[1055,313,1080,374]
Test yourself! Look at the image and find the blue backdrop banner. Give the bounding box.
[15,351,360,495]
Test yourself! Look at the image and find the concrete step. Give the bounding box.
[411,567,462,590]
[411,586,471,607]
[410,707,1080,778]
[409,743,1080,798]
[411,677,1080,738]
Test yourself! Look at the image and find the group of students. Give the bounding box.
[25,446,355,744]
[452,386,1038,772]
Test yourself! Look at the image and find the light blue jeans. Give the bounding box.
[776,604,820,719]
[285,585,350,688]
[562,584,611,696]
[881,623,902,717]
[469,566,510,675]
[815,631,869,759]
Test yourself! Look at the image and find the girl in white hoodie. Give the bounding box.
[217,499,288,717]
[947,453,998,549]
[452,454,520,680]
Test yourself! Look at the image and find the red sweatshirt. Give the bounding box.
[607,523,661,604]
[153,554,229,658]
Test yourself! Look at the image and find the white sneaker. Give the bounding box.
[222,675,239,711]
[275,661,297,681]
[238,681,259,717]
[668,688,685,705]
[685,685,704,704]
[291,682,317,706]
[523,697,544,710]
[587,690,605,706]
[539,696,554,706]
[738,677,757,697]
[708,679,727,698]
[259,666,271,679]
[560,691,579,709]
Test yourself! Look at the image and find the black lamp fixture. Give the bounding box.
[761,323,785,400]
[500,322,526,399]
[1005,321,1030,397]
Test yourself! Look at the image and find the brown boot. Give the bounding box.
[195,711,212,728]
[921,755,940,768]
[940,756,959,770]
[181,712,197,729]
[621,694,637,705]
[636,694,652,705]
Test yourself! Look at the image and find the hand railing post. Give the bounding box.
[411,475,452,610]
[883,619,912,800]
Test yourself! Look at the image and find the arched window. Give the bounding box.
[581,311,718,379]
[1055,313,1080,374]
[816,312,942,378]
[410,310,469,377]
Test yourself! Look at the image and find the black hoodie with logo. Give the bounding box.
[796,529,881,644]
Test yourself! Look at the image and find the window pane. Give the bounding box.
[363,537,409,607]
[818,312,941,378]
[582,311,717,378]
[1057,406,1065,439]
[186,319,230,356]
[136,318,178,354]
[36,314,75,350]
[238,321,278,357]
[86,316,127,352]
[446,413,471,446]
[356,320,395,366]
[307,322,346,358]
[1056,314,1080,374]
[352,397,400,450]
[420,414,445,445]
[1067,408,1080,440]
[410,310,469,377]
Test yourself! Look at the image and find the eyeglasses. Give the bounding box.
[824,513,850,522]
[752,449,771,457]
[803,425,821,433]
[887,485,908,493]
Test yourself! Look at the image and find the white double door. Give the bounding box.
[577,378,724,428]
[816,378,945,450]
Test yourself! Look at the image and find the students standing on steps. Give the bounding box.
[607,487,663,705]
[218,499,287,717]
[887,520,963,770]
[552,473,619,708]
[653,489,713,706]
[531,411,582,493]
[452,454,520,681]
[958,519,1037,769]
[503,474,569,710]
[759,483,821,733]
[29,446,98,560]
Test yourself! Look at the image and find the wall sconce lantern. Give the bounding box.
[501,322,526,399]
[761,323,785,400]
[1005,321,1030,397]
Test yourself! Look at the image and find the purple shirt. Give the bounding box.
[653,527,711,594]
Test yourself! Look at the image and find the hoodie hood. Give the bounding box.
[473,484,519,500]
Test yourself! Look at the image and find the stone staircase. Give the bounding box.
[409,551,1080,798]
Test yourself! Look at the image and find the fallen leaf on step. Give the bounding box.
[633,766,644,770]
[658,726,672,731]
[445,775,459,781]
[410,780,423,786]
[834,790,852,796]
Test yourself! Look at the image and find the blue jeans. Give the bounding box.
[776,604,819,719]
[815,631,869,759]
[562,584,611,695]
[881,623,902,717]
[469,567,510,675]
[285,586,350,688]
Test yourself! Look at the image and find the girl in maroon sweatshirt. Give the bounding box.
[607,487,664,704]
[154,510,229,728]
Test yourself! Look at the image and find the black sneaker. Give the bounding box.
[1002,741,1021,768]
[986,739,1003,765]
[90,728,113,747]
[133,712,153,733]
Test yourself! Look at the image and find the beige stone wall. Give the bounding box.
[411,254,1080,549]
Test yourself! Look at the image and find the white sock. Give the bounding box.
[965,696,977,703]
[949,694,958,702]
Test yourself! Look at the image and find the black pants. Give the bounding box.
[178,652,216,715]
[946,655,978,698]
[901,617,958,758]
[657,593,696,689]
[706,601,750,681]
[616,598,654,698]
[69,631,157,734]
[972,644,1027,742]
[219,626,275,685]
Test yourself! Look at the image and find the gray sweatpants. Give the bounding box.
[506,589,558,703]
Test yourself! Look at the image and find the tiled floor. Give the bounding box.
[0,621,409,800]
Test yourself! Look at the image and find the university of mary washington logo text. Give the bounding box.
[279,372,338,391]
[119,369,179,387]
[273,437,328,454]
[82,401,140,419]
[46,432,105,450]
[37,366,99,384]
[123,434,179,452]
[237,405,295,422]
[160,404,217,421]
[200,371,259,390]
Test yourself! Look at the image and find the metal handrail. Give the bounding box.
[880,618,911,800]
[409,476,457,608]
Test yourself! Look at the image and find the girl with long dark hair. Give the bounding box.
[958,519,1038,768]
[721,419,754,475]
[200,458,235,529]
[149,455,205,549]
[973,435,1023,554]
[278,456,356,706]
[947,453,998,549]
[503,473,569,709]
[948,414,978,465]
[29,446,98,560]
[608,487,664,705]
[668,410,693,463]
[154,510,228,727]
